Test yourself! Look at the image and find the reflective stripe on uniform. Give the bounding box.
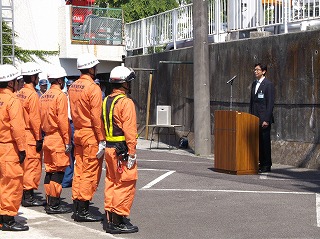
[102,94,126,142]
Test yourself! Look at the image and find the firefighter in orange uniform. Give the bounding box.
[103,66,138,234]
[37,79,48,97]
[40,66,72,214]
[17,62,45,207]
[68,53,106,222]
[0,65,29,231]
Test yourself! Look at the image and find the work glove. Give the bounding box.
[96,141,106,159]
[127,154,137,169]
[65,144,72,153]
[36,140,43,152]
[19,150,26,164]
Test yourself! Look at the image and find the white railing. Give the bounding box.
[125,0,320,54]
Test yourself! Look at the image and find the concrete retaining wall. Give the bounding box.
[125,30,320,169]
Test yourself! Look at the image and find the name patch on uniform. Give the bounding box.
[16,93,27,99]
[41,94,55,99]
[70,84,85,90]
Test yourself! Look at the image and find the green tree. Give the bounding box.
[95,0,130,8]
[1,21,58,64]
[178,0,192,5]
[95,0,178,22]
[123,0,178,22]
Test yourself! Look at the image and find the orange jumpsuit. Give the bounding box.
[103,89,138,216]
[0,89,26,216]
[40,84,70,198]
[68,74,105,201]
[16,83,42,191]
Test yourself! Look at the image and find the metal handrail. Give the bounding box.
[125,0,320,53]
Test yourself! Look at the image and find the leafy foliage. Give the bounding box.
[94,0,178,22]
[178,0,192,4]
[1,21,58,64]
[95,0,129,8]
[122,0,178,22]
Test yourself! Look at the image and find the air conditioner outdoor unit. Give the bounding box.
[156,105,171,125]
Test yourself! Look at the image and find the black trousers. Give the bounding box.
[259,124,272,168]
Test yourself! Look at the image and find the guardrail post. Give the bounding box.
[284,0,289,33]
[215,0,221,42]
[172,8,177,50]
[142,18,147,54]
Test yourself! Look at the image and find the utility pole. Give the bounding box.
[193,0,212,156]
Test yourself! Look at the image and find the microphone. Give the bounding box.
[226,75,237,84]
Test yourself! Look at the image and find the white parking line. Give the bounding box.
[138,168,173,171]
[141,170,175,189]
[260,174,320,182]
[140,188,315,195]
[259,175,268,180]
[139,167,320,228]
[1,207,120,239]
[317,193,320,227]
[141,187,319,227]
[140,159,212,164]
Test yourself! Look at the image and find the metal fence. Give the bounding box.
[71,6,123,45]
[125,0,320,54]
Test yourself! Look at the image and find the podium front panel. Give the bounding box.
[214,110,259,175]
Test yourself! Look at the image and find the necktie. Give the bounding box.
[254,80,260,94]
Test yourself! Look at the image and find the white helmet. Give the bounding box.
[0,64,20,82]
[47,66,67,80]
[77,53,100,70]
[21,62,42,75]
[109,66,135,83]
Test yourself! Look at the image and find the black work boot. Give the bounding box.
[45,196,72,214]
[109,212,138,234]
[74,200,103,222]
[22,189,45,207]
[1,215,29,231]
[105,211,121,234]
[44,195,50,212]
[0,215,3,230]
[72,199,79,217]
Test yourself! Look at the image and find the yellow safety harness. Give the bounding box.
[102,94,126,142]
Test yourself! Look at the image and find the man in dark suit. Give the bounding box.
[249,63,275,173]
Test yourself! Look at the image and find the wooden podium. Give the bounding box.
[214,110,259,175]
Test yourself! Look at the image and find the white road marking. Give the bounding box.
[0,207,121,239]
[138,168,173,171]
[260,174,320,182]
[110,165,320,229]
[141,170,175,189]
[316,193,320,227]
[259,175,268,180]
[140,159,212,164]
[140,188,314,195]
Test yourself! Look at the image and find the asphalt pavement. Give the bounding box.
[1,138,320,239]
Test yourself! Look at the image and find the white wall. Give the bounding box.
[58,5,125,62]
[12,0,123,76]
[59,58,120,76]
[14,0,65,51]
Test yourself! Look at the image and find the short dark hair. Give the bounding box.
[255,63,267,71]
[110,83,123,89]
[79,69,90,74]
[0,82,8,88]
[23,75,32,84]
[254,63,267,76]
